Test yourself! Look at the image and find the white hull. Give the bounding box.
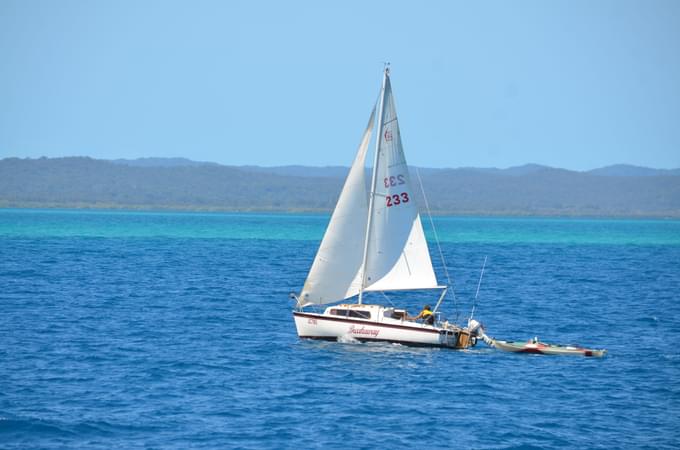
[293,311,472,349]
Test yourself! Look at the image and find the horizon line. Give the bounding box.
[2,155,679,172]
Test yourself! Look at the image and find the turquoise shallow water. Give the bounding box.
[2,208,679,244]
[1,209,679,449]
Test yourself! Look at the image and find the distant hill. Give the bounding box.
[417,166,680,216]
[1,157,679,217]
[454,163,553,176]
[111,159,680,178]
[0,157,342,211]
[235,165,350,178]
[111,157,220,168]
[586,164,680,177]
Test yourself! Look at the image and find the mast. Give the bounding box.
[358,65,389,305]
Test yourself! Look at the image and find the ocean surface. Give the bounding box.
[1,209,679,449]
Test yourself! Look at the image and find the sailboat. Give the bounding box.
[291,67,477,349]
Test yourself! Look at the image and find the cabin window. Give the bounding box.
[330,309,371,319]
[391,310,406,320]
[351,310,371,319]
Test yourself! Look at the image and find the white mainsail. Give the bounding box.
[362,71,440,293]
[298,107,375,306]
[299,68,440,307]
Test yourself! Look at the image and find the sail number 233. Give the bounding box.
[386,192,410,207]
[384,174,409,207]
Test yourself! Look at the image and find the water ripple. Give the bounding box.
[0,216,679,448]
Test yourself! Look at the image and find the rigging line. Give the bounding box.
[380,291,396,307]
[415,167,460,321]
[470,256,487,322]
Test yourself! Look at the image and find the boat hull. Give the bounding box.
[492,339,606,357]
[293,311,472,349]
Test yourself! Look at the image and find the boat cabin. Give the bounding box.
[323,304,410,323]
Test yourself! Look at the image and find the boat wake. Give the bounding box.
[337,334,360,344]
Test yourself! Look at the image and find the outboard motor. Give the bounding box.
[467,319,483,336]
[468,319,494,346]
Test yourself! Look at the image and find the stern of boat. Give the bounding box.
[455,329,473,348]
[440,327,475,349]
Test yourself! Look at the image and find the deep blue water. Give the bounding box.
[1,210,679,448]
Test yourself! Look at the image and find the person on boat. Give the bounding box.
[408,305,435,325]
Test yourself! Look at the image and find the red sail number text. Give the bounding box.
[383,174,405,188]
[386,192,410,207]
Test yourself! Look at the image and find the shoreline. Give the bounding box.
[1,204,679,220]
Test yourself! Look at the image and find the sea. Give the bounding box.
[1,209,679,449]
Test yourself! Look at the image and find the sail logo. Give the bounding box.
[348,325,380,338]
[384,128,393,142]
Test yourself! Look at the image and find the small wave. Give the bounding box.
[336,334,360,344]
[0,416,74,438]
[0,415,160,443]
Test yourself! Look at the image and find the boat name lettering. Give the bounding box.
[386,192,409,207]
[307,318,317,325]
[348,325,380,338]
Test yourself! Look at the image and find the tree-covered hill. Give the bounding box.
[1,157,679,217]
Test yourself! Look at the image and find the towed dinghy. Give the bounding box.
[467,323,606,357]
[491,337,606,357]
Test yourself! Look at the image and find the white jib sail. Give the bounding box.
[363,72,440,292]
[298,106,376,306]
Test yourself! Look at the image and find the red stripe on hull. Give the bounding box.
[293,311,442,335]
[298,335,454,349]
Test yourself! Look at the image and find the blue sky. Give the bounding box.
[1,0,678,169]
